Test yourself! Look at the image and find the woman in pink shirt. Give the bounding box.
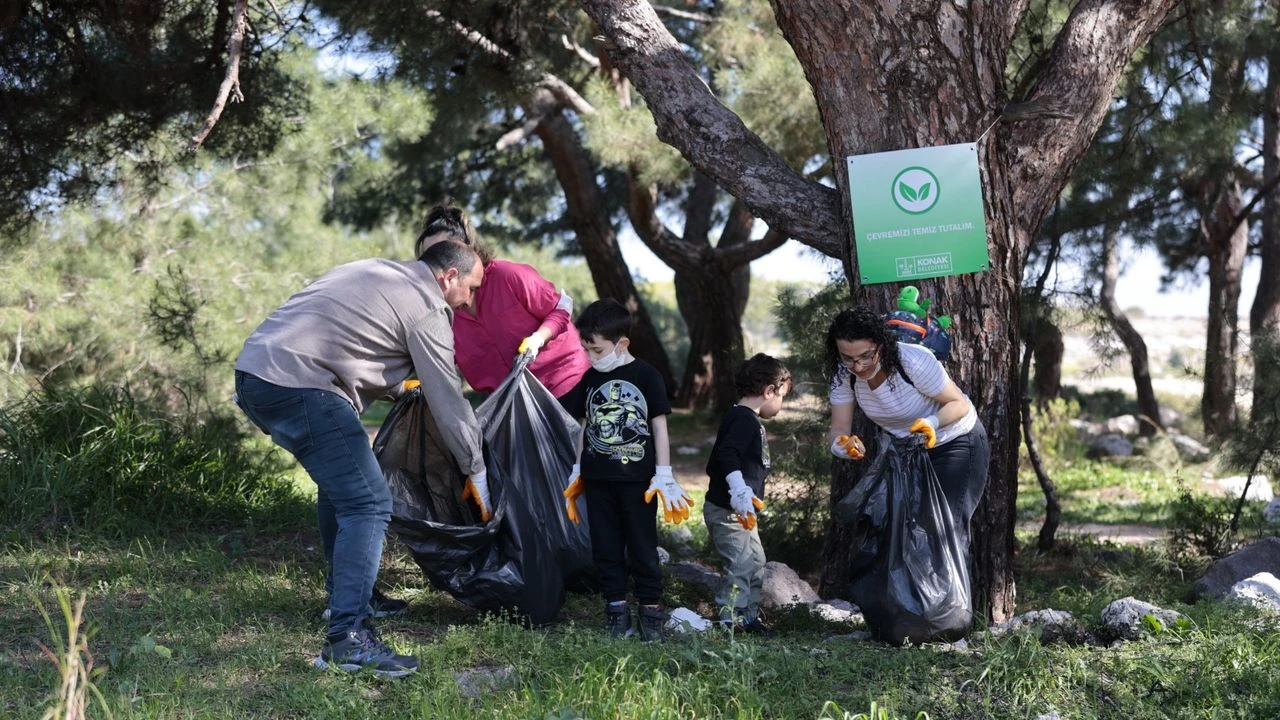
[415,204,590,401]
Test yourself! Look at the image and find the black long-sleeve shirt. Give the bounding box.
[705,405,771,509]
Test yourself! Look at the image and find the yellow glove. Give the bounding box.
[403,378,421,391]
[829,434,865,459]
[563,467,585,524]
[645,466,694,524]
[909,416,938,449]
[462,470,492,522]
[516,333,546,360]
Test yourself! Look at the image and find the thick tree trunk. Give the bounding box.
[579,0,1179,623]
[673,263,749,412]
[1253,45,1280,420]
[1031,317,1064,405]
[532,102,677,394]
[1100,228,1162,436]
[1200,179,1248,437]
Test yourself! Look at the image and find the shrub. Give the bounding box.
[0,383,308,538]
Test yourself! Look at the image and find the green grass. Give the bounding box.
[3,533,1279,719]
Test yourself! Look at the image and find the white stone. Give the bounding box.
[1227,572,1280,615]
[666,607,714,633]
[1213,475,1273,502]
[1104,414,1140,436]
[761,561,821,607]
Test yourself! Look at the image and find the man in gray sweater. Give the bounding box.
[234,240,487,678]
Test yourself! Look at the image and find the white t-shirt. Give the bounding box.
[829,342,977,445]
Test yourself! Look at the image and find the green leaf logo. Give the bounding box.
[891,167,941,215]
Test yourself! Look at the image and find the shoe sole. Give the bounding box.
[313,656,417,679]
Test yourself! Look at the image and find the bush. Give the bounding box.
[1025,397,1087,467]
[0,383,309,538]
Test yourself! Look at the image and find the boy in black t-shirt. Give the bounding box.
[562,299,691,641]
[704,354,791,634]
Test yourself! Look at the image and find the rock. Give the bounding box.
[666,560,723,595]
[1194,537,1280,599]
[1225,572,1280,615]
[1088,433,1134,458]
[1264,499,1280,525]
[989,609,1095,644]
[1211,475,1273,502]
[1070,418,1102,440]
[454,665,518,699]
[1104,415,1141,436]
[658,524,695,555]
[1099,597,1184,640]
[666,606,714,633]
[1167,431,1211,463]
[656,545,670,565]
[761,561,821,607]
[812,602,863,624]
[1138,433,1181,468]
[1158,406,1182,429]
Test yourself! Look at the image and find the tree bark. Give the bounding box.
[579,0,1179,622]
[1031,317,1064,405]
[1252,40,1280,420]
[530,97,676,394]
[1100,227,1162,436]
[1200,179,1248,437]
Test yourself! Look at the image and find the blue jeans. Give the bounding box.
[234,371,390,636]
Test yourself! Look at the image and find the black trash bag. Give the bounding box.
[374,359,590,626]
[833,433,972,645]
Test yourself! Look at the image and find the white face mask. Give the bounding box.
[591,349,627,373]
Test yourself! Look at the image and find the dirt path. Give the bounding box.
[1018,521,1167,545]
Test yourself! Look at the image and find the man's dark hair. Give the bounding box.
[420,240,478,275]
[576,298,632,343]
[734,353,791,397]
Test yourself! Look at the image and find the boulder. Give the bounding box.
[1225,572,1280,615]
[666,560,723,596]
[1167,431,1211,463]
[1099,597,1184,640]
[1264,498,1280,525]
[1104,415,1141,436]
[1088,433,1134,458]
[761,561,821,607]
[1194,537,1280,599]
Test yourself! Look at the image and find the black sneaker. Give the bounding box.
[733,617,775,637]
[637,605,665,642]
[604,601,633,639]
[321,587,409,621]
[314,623,419,678]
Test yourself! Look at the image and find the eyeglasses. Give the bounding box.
[844,348,878,368]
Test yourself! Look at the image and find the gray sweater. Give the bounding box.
[235,258,484,475]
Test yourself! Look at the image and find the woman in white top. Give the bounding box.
[825,307,989,534]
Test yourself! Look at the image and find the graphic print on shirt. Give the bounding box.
[759,421,771,470]
[585,379,650,464]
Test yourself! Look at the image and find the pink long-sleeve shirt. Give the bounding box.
[452,259,589,398]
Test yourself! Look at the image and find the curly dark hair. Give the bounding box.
[734,353,791,398]
[825,306,904,381]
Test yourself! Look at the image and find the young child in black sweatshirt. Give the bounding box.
[703,353,791,633]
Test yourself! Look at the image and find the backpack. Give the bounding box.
[885,286,952,362]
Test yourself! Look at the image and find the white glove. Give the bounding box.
[462,469,492,521]
[726,471,765,531]
[517,333,546,361]
[829,434,866,460]
[644,466,694,524]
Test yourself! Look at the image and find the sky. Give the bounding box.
[618,233,1261,320]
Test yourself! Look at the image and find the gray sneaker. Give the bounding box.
[314,623,419,678]
[604,601,634,639]
[321,587,409,621]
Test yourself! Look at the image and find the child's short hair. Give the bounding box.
[576,298,633,342]
[734,353,791,397]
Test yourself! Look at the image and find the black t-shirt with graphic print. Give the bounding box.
[705,404,770,509]
[564,359,672,483]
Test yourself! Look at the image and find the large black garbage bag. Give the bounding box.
[374,359,590,626]
[834,434,972,644]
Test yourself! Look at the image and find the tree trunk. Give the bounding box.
[579,0,1180,623]
[1200,179,1248,437]
[673,262,749,412]
[1031,317,1064,405]
[531,101,677,394]
[1100,228,1162,437]
[1252,43,1280,420]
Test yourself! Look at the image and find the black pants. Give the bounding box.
[584,480,662,605]
[926,420,990,543]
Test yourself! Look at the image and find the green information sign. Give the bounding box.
[847,143,989,284]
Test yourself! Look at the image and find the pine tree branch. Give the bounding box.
[189,0,248,153]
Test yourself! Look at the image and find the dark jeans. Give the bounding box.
[584,480,662,605]
[234,371,390,636]
[927,419,990,543]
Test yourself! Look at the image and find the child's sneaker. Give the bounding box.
[733,617,775,637]
[604,601,634,638]
[637,605,666,642]
[314,622,419,678]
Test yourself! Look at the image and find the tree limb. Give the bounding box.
[189,0,249,153]
[578,0,842,257]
